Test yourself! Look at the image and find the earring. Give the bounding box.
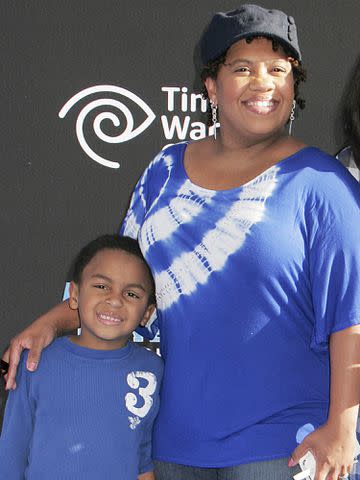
[210,99,218,140]
[288,100,296,135]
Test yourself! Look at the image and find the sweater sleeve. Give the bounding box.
[138,418,154,474]
[0,354,35,479]
[138,358,162,474]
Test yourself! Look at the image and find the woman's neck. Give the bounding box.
[214,128,288,161]
[184,130,306,191]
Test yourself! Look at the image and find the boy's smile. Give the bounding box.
[69,249,155,350]
[96,311,124,326]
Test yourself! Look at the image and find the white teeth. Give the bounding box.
[98,313,122,323]
[247,100,274,107]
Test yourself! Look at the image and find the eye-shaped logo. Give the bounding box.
[58,85,156,169]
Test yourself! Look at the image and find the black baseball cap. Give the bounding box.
[200,4,301,64]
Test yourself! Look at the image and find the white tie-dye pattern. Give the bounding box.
[122,151,173,239]
[141,180,215,250]
[122,210,140,239]
[142,153,174,220]
[154,167,279,310]
[122,146,278,311]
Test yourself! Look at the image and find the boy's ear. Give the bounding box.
[139,303,156,327]
[68,281,79,310]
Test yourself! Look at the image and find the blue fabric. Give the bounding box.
[121,142,360,468]
[0,337,163,479]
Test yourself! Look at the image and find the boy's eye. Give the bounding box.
[125,291,140,299]
[94,284,108,290]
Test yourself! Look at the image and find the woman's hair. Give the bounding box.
[341,55,360,168]
[200,37,307,126]
[70,234,155,304]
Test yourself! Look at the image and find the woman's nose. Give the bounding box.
[249,69,274,91]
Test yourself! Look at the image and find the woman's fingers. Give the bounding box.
[25,343,42,372]
[4,334,46,390]
[4,341,23,390]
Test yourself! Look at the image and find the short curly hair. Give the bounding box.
[200,37,307,126]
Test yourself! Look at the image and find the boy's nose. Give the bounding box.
[106,294,123,307]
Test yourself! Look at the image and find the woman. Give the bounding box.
[3,5,360,480]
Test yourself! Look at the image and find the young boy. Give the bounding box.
[0,235,163,480]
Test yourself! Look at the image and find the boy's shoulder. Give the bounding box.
[19,340,163,378]
[16,337,66,382]
[20,337,64,364]
[130,342,162,363]
[129,343,163,373]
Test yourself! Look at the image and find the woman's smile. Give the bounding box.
[242,97,279,115]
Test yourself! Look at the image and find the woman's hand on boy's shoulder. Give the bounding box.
[2,316,57,391]
[3,300,80,390]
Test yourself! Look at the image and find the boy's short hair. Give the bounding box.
[70,234,155,304]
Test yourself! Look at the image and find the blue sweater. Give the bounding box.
[0,337,163,479]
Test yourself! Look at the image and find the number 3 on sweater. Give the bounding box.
[125,371,157,418]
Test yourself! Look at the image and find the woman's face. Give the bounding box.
[205,37,295,142]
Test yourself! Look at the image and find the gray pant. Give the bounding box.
[154,457,301,480]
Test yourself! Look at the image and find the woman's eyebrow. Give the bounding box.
[225,58,288,66]
[225,58,252,65]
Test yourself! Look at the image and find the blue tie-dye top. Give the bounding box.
[121,142,360,467]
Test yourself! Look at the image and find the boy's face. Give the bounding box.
[69,249,155,350]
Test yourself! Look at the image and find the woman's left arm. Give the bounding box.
[290,324,360,480]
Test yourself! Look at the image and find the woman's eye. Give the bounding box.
[271,66,288,74]
[234,66,250,73]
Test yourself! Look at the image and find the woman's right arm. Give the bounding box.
[2,301,79,390]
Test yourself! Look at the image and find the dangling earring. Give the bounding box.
[210,99,218,140]
[288,100,296,135]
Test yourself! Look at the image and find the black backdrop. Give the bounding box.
[1,0,359,415]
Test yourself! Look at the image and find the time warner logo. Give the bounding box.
[59,84,217,169]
